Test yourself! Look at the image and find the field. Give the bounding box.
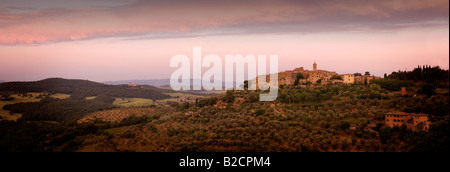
[48,93,71,99]
[435,88,449,94]
[113,98,154,107]
[1,91,212,121]
[78,107,155,123]
[163,92,207,99]
[158,86,226,95]
[85,96,96,100]
[155,98,179,103]
[155,92,212,104]
[0,93,43,121]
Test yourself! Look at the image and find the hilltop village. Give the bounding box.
[275,62,381,86]
[246,62,446,132]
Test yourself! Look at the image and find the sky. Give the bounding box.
[0,0,448,82]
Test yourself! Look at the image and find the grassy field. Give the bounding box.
[435,88,449,94]
[111,93,212,106]
[48,93,71,99]
[155,98,180,104]
[158,85,226,95]
[1,92,210,121]
[153,92,212,105]
[0,93,43,121]
[78,107,155,123]
[105,126,134,136]
[113,98,154,107]
[85,96,97,100]
[163,92,207,99]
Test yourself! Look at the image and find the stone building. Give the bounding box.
[341,74,355,84]
[385,111,431,131]
[355,75,376,84]
[249,62,381,88]
[277,62,337,85]
[128,82,138,87]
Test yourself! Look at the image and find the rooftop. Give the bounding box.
[386,111,429,116]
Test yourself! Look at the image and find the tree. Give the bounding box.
[371,79,413,91]
[316,78,322,84]
[339,122,350,130]
[386,65,448,83]
[354,73,362,76]
[331,75,343,80]
[418,83,436,97]
[198,97,218,107]
[294,73,304,86]
[380,128,392,144]
[177,102,191,111]
[254,109,265,116]
[244,81,249,90]
[245,93,259,103]
[223,91,235,103]
[364,71,371,76]
[410,120,449,152]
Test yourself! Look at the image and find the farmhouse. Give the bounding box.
[128,82,138,87]
[341,74,355,84]
[385,111,431,131]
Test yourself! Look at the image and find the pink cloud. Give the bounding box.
[0,0,448,45]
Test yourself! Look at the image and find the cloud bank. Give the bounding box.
[0,0,448,45]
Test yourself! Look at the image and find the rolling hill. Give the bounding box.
[0,78,171,100]
[104,79,238,90]
[103,79,170,87]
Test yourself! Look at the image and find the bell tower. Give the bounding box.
[313,61,317,71]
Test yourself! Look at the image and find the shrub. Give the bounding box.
[254,109,266,116]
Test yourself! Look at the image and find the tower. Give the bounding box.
[313,61,317,71]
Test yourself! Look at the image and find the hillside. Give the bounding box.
[104,79,237,89]
[0,78,171,100]
[103,79,170,87]
[0,70,448,152]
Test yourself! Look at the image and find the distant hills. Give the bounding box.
[104,79,238,89]
[0,78,172,100]
[0,80,5,83]
[103,79,171,87]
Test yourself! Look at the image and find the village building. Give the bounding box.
[277,62,337,85]
[249,61,381,88]
[401,87,407,96]
[341,74,355,84]
[385,111,431,131]
[355,75,376,84]
[128,82,138,87]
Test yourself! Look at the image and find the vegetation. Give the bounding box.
[113,98,154,107]
[0,78,171,100]
[386,65,449,83]
[371,79,413,91]
[3,95,115,121]
[294,73,305,86]
[0,66,448,152]
[331,75,343,80]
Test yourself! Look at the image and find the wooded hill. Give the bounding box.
[0,78,172,100]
